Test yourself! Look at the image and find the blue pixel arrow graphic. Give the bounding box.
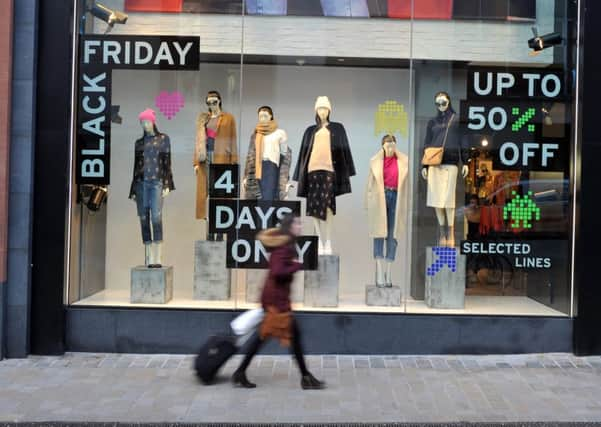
[427,247,458,277]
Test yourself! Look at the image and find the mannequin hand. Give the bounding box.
[462,165,469,178]
[421,168,428,180]
[194,165,199,175]
[162,188,170,197]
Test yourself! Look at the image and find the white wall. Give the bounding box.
[105,65,412,303]
[95,0,555,64]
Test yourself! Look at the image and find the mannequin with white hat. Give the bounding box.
[293,96,356,255]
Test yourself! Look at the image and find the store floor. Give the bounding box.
[74,288,566,316]
[0,352,600,423]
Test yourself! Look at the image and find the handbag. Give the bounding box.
[421,113,455,166]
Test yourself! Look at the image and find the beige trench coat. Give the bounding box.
[365,148,409,239]
[193,112,238,219]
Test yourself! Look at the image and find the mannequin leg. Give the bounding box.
[434,208,447,246]
[375,258,385,287]
[385,261,393,287]
[145,243,152,266]
[445,208,456,247]
[323,208,333,254]
[153,242,163,267]
[313,218,324,254]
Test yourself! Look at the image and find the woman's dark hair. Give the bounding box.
[258,105,274,119]
[279,212,300,239]
[381,134,396,145]
[206,90,222,108]
[315,112,330,126]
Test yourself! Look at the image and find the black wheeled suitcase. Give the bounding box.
[195,335,237,384]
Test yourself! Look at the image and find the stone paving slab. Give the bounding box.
[1,354,601,423]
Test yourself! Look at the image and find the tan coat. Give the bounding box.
[194,112,238,219]
[365,148,409,239]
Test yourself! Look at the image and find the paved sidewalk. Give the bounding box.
[1,353,601,423]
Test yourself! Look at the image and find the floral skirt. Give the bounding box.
[306,170,336,220]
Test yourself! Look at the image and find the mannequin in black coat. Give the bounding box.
[293,96,355,254]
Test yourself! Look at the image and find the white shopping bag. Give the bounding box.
[231,308,264,337]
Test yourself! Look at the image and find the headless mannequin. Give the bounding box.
[140,119,170,267]
[314,107,334,255]
[421,94,468,247]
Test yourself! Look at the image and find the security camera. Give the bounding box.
[528,27,562,55]
[89,3,128,34]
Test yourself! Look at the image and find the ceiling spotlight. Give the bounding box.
[481,138,489,147]
[528,27,562,56]
[89,3,128,34]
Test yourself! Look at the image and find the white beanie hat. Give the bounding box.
[314,96,332,112]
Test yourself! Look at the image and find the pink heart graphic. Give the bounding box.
[155,91,185,120]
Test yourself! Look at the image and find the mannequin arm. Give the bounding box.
[462,165,469,178]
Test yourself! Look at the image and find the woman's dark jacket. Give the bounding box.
[129,133,175,198]
[293,122,356,197]
[423,108,468,166]
[259,229,302,312]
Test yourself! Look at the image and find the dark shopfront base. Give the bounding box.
[66,308,571,355]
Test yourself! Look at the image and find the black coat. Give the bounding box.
[293,121,356,197]
[423,108,468,166]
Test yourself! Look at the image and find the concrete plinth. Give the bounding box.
[131,266,173,304]
[366,285,401,306]
[246,269,304,303]
[425,246,466,309]
[194,240,231,300]
[304,255,339,307]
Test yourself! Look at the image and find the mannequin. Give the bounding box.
[194,90,238,238]
[243,106,292,200]
[421,92,468,247]
[293,96,355,255]
[365,135,408,287]
[129,108,175,268]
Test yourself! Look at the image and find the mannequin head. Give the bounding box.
[138,108,158,135]
[206,90,222,115]
[381,134,397,157]
[434,91,451,113]
[258,105,274,123]
[314,96,332,126]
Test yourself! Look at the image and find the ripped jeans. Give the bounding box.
[134,180,163,244]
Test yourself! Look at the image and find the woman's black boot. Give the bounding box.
[301,372,325,390]
[232,370,256,388]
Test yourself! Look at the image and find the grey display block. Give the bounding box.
[304,255,339,307]
[194,240,231,300]
[131,266,173,304]
[425,246,466,309]
[246,269,304,303]
[366,285,401,306]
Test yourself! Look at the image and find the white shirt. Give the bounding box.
[261,129,287,166]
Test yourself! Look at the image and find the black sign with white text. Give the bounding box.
[461,67,569,172]
[208,199,317,269]
[76,35,200,185]
[209,164,239,199]
[460,240,568,270]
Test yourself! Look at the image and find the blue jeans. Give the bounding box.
[373,189,397,261]
[246,0,287,15]
[320,0,369,17]
[134,180,163,244]
[259,160,280,201]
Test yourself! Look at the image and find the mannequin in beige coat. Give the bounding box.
[365,135,409,287]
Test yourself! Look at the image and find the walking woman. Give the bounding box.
[232,213,325,390]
